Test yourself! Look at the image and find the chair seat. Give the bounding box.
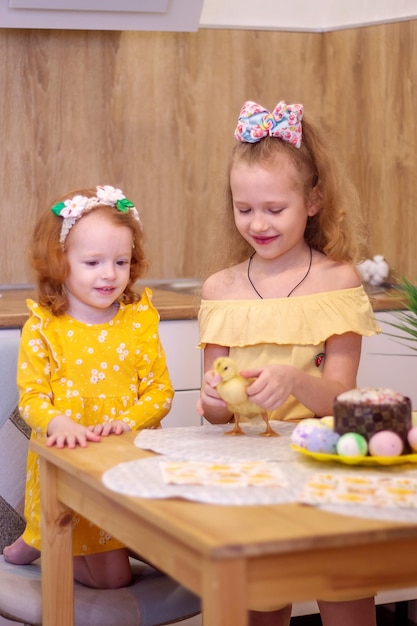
[0,556,200,626]
[0,407,201,626]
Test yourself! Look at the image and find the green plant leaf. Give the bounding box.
[384,278,417,351]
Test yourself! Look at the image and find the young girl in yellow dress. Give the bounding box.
[198,101,380,626]
[4,185,174,589]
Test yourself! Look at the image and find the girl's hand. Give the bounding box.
[243,364,296,410]
[198,368,227,411]
[88,421,131,437]
[46,414,102,449]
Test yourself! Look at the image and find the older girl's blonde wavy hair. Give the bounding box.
[212,115,366,270]
[29,187,147,316]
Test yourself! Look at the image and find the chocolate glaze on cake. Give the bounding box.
[334,387,412,446]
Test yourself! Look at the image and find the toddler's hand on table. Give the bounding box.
[88,421,131,437]
[243,364,296,411]
[46,414,102,449]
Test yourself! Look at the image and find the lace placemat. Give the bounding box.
[134,421,296,462]
[102,455,296,505]
[101,423,417,520]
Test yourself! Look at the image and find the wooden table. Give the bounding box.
[31,431,417,626]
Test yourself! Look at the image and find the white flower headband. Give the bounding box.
[51,185,142,246]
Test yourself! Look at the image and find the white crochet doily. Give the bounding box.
[101,423,417,520]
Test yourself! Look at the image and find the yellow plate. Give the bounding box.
[291,444,417,466]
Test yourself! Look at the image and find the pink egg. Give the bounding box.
[407,427,417,452]
[368,431,404,457]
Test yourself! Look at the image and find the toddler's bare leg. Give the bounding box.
[73,548,132,589]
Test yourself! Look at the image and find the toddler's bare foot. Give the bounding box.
[3,536,40,564]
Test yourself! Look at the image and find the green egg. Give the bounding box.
[336,433,368,457]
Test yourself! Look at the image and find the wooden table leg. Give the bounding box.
[39,458,74,626]
[202,557,248,626]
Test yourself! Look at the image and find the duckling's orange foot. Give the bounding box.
[260,430,280,437]
[224,427,245,436]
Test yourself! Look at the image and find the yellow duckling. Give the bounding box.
[212,356,278,437]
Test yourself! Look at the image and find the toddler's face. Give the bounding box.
[63,210,133,321]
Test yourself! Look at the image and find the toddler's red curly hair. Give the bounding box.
[29,187,147,315]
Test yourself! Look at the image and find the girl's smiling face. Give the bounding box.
[64,210,133,322]
[230,155,318,260]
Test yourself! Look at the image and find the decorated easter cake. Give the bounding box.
[333,387,412,445]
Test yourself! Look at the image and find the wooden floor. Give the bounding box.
[291,604,413,626]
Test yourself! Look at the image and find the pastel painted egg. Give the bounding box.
[320,416,334,429]
[304,429,340,454]
[291,418,331,449]
[407,427,417,452]
[368,431,404,457]
[336,433,368,458]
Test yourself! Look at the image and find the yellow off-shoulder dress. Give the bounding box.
[18,289,174,555]
[198,286,381,423]
[200,285,381,604]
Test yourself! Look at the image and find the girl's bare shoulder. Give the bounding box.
[201,262,249,300]
[314,253,361,291]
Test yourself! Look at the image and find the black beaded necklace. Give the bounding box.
[247,246,313,298]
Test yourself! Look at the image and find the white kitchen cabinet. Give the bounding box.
[0,329,20,424]
[0,0,203,31]
[0,329,24,515]
[159,320,203,427]
[357,311,417,406]
[161,389,201,428]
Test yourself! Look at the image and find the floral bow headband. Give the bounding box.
[234,100,303,148]
[51,185,142,245]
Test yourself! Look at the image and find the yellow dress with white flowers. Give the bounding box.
[18,288,173,554]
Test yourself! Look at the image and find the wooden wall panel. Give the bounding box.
[324,22,417,282]
[0,23,416,285]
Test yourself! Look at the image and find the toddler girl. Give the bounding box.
[4,185,174,589]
